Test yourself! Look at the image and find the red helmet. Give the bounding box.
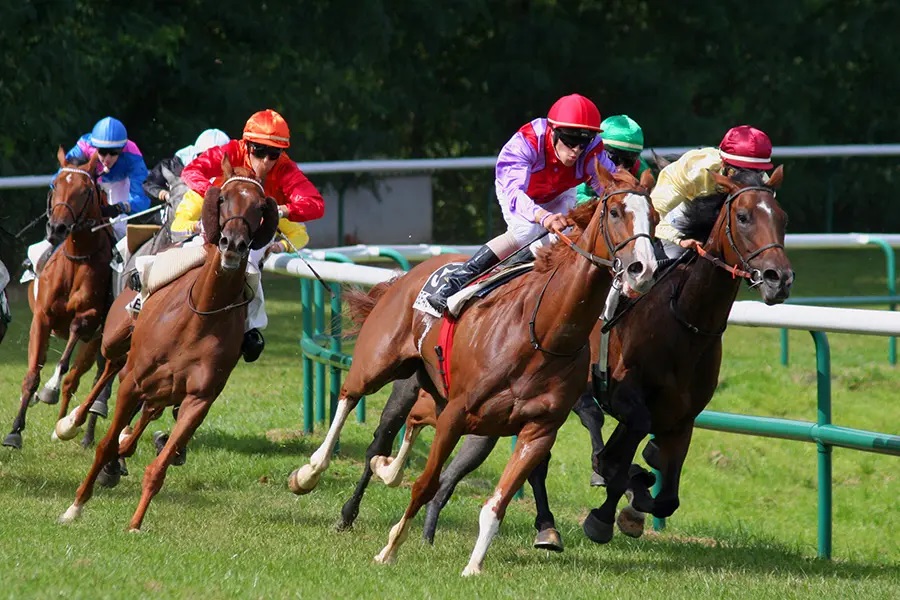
[547,94,602,132]
[719,125,773,170]
[243,109,291,149]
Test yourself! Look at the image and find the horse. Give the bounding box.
[57,156,278,530]
[413,165,794,547]
[2,148,113,450]
[287,166,658,575]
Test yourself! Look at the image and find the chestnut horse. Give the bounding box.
[288,167,658,575]
[3,148,113,450]
[411,166,794,547]
[58,158,278,530]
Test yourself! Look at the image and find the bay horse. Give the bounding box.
[288,166,658,575]
[415,166,794,547]
[58,157,278,530]
[3,148,113,450]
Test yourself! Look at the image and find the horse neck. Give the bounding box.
[190,247,248,314]
[678,231,742,333]
[64,211,107,259]
[531,219,614,354]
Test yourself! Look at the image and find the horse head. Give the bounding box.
[46,146,101,245]
[200,154,279,271]
[707,165,793,305]
[573,164,659,298]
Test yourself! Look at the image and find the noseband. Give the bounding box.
[216,176,266,253]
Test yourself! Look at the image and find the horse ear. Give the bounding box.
[709,169,740,193]
[766,165,784,189]
[201,186,222,244]
[250,197,280,250]
[639,168,656,190]
[57,146,67,167]
[221,153,234,179]
[86,150,100,173]
[651,149,671,170]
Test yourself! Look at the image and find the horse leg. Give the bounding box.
[129,397,212,531]
[59,376,140,524]
[118,404,165,458]
[337,376,421,531]
[647,424,694,519]
[462,423,558,576]
[573,389,606,485]
[423,435,499,544]
[583,422,648,545]
[374,406,467,566]
[57,336,101,421]
[530,452,564,552]
[371,390,437,488]
[3,315,51,449]
[37,326,82,407]
[55,355,125,442]
[289,357,417,495]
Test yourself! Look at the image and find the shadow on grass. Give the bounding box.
[187,428,374,461]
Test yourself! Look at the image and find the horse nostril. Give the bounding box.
[627,261,644,276]
[218,236,229,252]
[235,240,248,255]
[54,224,68,236]
[763,269,782,284]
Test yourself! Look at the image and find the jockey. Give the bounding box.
[652,125,774,259]
[21,117,150,282]
[143,128,230,223]
[173,109,325,362]
[427,94,617,313]
[575,115,650,205]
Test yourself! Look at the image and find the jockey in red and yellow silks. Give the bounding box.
[172,109,325,362]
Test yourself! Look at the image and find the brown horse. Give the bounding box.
[3,148,113,450]
[416,166,794,547]
[288,167,658,575]
[58,157,278,530]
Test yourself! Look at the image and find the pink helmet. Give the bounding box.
[719,125,773,170]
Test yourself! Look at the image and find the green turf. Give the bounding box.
[0,248,897,599]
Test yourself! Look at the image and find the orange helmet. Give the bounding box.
[243,109,291,149]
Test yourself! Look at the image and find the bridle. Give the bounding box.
[46,167,102,261]
[530,187,654,357]
[694,185,783,288]
[188,175,265,317]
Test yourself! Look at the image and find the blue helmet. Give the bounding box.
[90,117,128,149]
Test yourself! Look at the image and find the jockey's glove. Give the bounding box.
[100,204,126,218]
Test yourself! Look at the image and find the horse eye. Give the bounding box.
[737,211,750,224]
[610,208,621,219]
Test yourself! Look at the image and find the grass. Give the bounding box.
[0,248,898,599]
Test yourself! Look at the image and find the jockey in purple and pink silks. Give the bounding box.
[427,93,618,313]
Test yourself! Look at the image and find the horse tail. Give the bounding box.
[343,276,401,336]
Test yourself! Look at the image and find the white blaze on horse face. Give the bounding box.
[623,194,657,270]
[757,197,775,218]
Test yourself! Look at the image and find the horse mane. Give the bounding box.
[676,169,770,242]
[532,200,595,273]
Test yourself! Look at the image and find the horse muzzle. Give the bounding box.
[758,267,794,305]
[46,220,71,246]
[218,235,249,271]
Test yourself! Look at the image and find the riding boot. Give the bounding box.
[426,245,500,313]
[242,328,265,363]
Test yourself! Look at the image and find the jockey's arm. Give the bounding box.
[124,154,150,214]
[651,149,720,243]
[171,189,203,234]
[495,135,542,223]
[278,163,324,222]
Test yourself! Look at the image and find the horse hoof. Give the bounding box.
[583,509,615,544]
[97,462,122,488]
[88,398,108,418]
[590,472,606,487]
[288,466,320,495]
[2,432,22,450]
[616,505,646,538]
[58,504,83,524]
[373,548,396,565]
[38,386,60,405]
[334,519,353,532]
[461,563,482,577]
[533,527,564,552]
[54,415,81,441]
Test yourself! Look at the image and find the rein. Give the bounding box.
[47,167,104,262]
[529,187,652,357]
[187,277,255,316]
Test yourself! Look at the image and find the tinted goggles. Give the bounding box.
[249,142,283,160]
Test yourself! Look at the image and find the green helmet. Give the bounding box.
[600,115,644,152]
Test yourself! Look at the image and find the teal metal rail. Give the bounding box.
[780,236,898,365]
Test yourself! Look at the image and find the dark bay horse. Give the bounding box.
[58,157,278,530]
[415,166,794,547]
[3,148,113,450]
[288,167,658,575]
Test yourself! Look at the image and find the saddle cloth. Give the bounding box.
[413,261,535,318]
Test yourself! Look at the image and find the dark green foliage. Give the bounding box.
[1,1,899,263]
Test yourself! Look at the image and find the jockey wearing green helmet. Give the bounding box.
[575,114,650,204]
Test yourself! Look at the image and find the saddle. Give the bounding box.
[413,260,535,319]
